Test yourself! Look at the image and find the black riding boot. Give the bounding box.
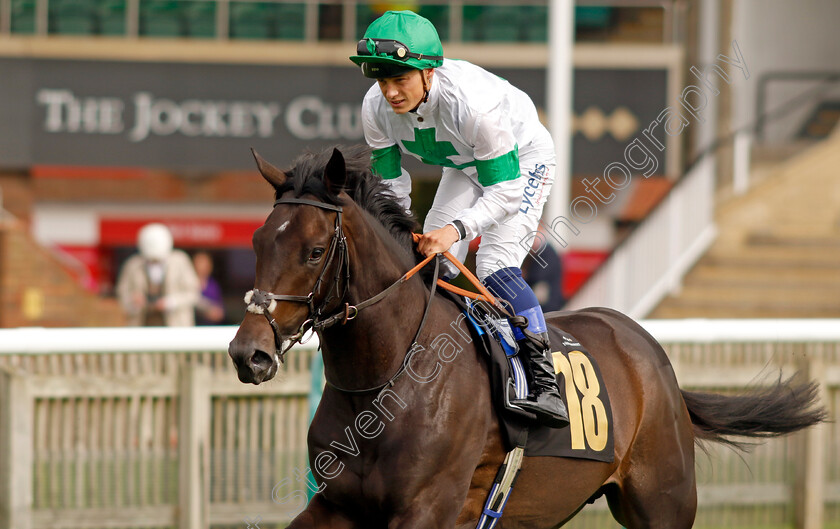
[511,332,569,428]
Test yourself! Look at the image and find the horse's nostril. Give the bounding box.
[251,350,274,371]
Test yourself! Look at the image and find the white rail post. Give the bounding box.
[0,368,33,529]
[733,130,752,195]
[793,351,826,529]
[667,182,684,295]
[545,0,574,225]
[178,364,211,529]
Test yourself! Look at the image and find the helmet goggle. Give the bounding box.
[355,38,443,62]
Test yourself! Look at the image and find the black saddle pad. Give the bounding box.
[524,328,614,462]
[446,291,614,463]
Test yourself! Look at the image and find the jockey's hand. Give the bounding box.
[417,225,460,257]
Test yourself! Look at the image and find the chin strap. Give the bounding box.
[409,72,433,112]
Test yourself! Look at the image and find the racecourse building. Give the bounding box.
[0,1,837,326]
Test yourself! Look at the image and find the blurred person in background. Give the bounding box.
[116,223,200,326]
[521,238,566,313]
[192,251,225,325]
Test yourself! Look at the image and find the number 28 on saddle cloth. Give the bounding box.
[406,240,613,461]
[457,295,615,463]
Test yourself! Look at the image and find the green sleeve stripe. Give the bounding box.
[475,146,520,187]
[371,145,402,180]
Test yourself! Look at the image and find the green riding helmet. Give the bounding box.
[350,10,444,79]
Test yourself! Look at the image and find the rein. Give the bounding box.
[244,195,518,394]
[325,255,441,396]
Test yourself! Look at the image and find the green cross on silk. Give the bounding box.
[401,127,472,169]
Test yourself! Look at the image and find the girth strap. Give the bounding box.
[475,446,526,529]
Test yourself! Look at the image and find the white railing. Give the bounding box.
[0,327,319,529]
[5,318,840,355]
[640,317,840,343]
[565,156,718,318]
[0,325,321,354]
[0,321,838,529]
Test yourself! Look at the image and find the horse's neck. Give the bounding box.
[319,207,429,391]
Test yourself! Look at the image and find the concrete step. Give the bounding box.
[751,140,820,166]
[702,244,840,267]
[647,133,840,319]
[684,276,840,292]
[651,297,840,319]
[671,283,840,306]
[745,232,840,248]
[686,266,840,287]
[648,300,840,319]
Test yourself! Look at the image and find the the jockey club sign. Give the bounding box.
[36,89,361,143]
[0,57,667,173]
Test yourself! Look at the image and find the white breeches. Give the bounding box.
[423,145,556,281]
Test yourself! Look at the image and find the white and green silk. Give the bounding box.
[361,58,556,279]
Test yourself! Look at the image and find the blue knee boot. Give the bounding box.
[484,267,569,428]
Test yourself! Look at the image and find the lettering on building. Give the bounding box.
[35,89,363,143]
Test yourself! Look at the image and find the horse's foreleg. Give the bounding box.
[286,494,360,529]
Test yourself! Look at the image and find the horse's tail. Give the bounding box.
[681,374,828,450]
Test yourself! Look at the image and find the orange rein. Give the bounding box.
[405,233,500,306]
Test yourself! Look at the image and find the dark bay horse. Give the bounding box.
[228,146,826,529]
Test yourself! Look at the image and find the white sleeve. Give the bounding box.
[456,179,523,240]
[381,169,412,213]
[362,92,412,212]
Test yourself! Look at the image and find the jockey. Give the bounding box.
[351,10,568,428]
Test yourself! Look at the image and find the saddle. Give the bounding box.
[442,290,615,462]
[403,245,614,461]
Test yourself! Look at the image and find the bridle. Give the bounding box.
[244,195,439,378]
[243,194,513,395]
[244,197,350,362]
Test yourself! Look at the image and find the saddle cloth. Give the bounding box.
[446,291,615,462]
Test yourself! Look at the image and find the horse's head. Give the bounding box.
[228,148,352,384]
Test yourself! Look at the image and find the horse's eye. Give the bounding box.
[308,247,326,262]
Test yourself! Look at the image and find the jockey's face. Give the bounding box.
[376,69,433,114]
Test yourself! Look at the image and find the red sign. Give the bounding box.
[54,245,104,293]
[100,218,264,248]
[562,250,609,299]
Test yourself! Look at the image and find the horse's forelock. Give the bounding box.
[274,146,418,254]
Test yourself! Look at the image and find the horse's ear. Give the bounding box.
[251,148,287,188]
[324,148,347,193]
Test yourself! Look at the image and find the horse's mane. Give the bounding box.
[272,145,419,255]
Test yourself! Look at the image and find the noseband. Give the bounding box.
[245,197,350,362]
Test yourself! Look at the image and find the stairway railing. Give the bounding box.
[564,156,717,318]
[565,69,840,317]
